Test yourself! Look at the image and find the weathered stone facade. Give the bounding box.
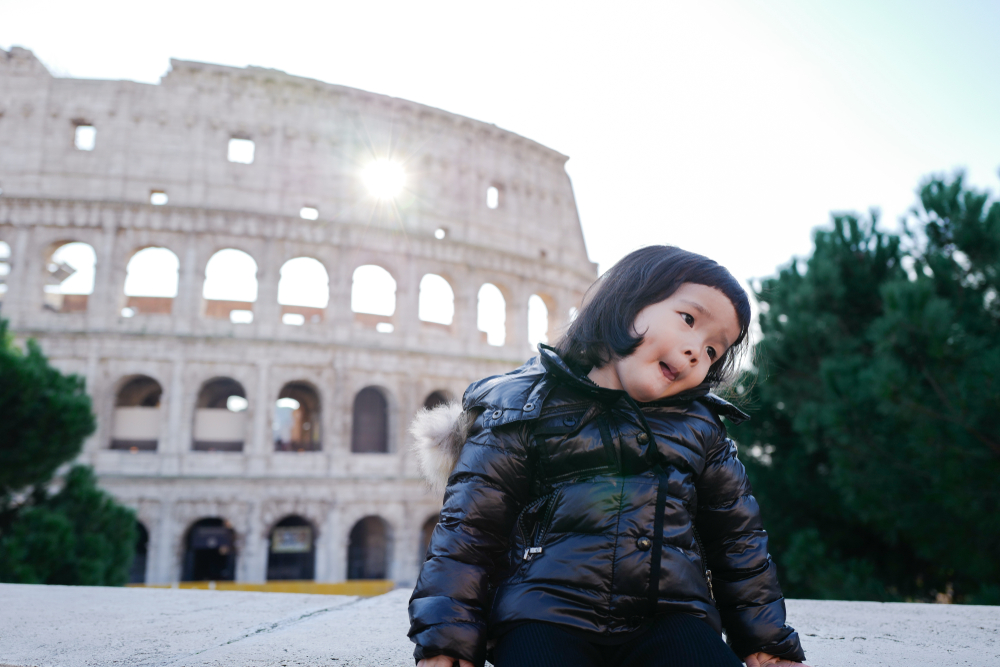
[0,47,596,585]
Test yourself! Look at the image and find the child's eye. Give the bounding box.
[707,347,717,360]
[681,313,694,326]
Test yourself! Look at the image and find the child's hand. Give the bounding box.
[744,652,811,667]
[416,655,474,667]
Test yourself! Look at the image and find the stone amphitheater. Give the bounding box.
[0,46,597,587]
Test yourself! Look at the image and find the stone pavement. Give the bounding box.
[0,584,997,666]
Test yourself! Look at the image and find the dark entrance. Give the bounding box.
[266,515,316,581]
[347,516,388,579]
[128,522,149,583]
[182,518,236,581]
[423,390,450,410]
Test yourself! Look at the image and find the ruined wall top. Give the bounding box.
[0,47,592,272]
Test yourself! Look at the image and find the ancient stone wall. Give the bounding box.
[0,47,597,585]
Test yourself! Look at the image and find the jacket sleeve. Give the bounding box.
[696,428,806,662]
[408,415,531,667]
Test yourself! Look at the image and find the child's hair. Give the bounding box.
[557,245,752,387]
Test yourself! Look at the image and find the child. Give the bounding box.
[408,246,809,667]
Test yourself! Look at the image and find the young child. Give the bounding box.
[408,246,809,667]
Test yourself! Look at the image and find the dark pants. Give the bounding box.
[492,614,744,667]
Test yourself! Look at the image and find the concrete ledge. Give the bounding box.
[0,584,997,666]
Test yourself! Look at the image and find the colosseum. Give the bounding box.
[0,47,597,587]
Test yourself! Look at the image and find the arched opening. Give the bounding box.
[43,241,96,313]
[351,387,388,453]
[0,240,10,305]
[193,378,247,452]
[418,274,454,328]
[129,522,149,584]
[351,265,396,332]
[278,257,329,326]
[274,381,321,452]
[267,515,315,581]
[347,516,389,580]
[528,294,550,348]
[203,249,258,323]
[419,515,439,562]
[122,247,179,317]
[111,375,163,451]
[182,518,236,582]
[423,390,451,411]
[477,283,506,346]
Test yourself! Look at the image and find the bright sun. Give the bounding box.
[362,159,405,199]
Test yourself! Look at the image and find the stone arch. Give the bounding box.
[193,377,248,452]
[111,375,163,451]
[182,517,237,582]
[129,521,150,584]
[122,246,179,317]
[477,282,507,346]
[351,264,396,332]
[43,240,96,313]
[418,273,454,327]
[266,515,316,581]
[347,515,390,580]
[423,390,452,410]
[351,386,389,453]
[278,256,329,326]
[0,238,10,305]
[419,514,439,562]
[203,248,258,323]
[528,293,553,348]
[274,381,322,452]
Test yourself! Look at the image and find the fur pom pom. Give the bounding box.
[409,401,474,490]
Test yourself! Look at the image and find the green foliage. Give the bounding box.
[0,466,136,585]
[0,319,136,586]
[0,319,96,497]
[732,172,1000,604]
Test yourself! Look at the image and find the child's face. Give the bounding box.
[591,283,741,402]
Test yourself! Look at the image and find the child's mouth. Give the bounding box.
[659,362,677,381]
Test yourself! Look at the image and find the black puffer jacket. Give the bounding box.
[408,347,804,665]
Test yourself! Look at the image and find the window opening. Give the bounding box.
[528,294,550,347]
[274,382,321,452]
[351,387,388,453]
[423,390,451,411]
[486,185,500,209]
[227,138,255,164]
[267,516,315,581]
[434,228,447,240]
[193,378,247,452]
[418,274,455,326]
[278,257,329,325]
[351,265,396,329]
[150,191,168,206]
[362,159,405,199]
[477,283,506,346]
[43,242,96,313]
[123,247,179,316]
[347,516,389,580]
[182,518,236,582]
[74,124,96,151]
[111,376,163,452]
[203,249,258,322]
[129,522,149,583]
[299,206,319,220]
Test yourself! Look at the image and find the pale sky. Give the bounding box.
[2,0,998,285]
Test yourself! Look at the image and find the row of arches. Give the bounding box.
[128,514,439,583]
[112,375,453,453]
[4,239,560,347]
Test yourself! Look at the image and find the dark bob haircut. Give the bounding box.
[556,245,752,388]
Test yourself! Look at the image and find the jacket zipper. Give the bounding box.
[518,492,557,561]
[691,524,716,604]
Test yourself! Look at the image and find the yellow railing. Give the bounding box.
[128,580,395,597]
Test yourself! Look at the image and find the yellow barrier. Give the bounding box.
[128,580,395,597]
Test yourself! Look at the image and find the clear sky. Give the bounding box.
[2,0,998,283]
